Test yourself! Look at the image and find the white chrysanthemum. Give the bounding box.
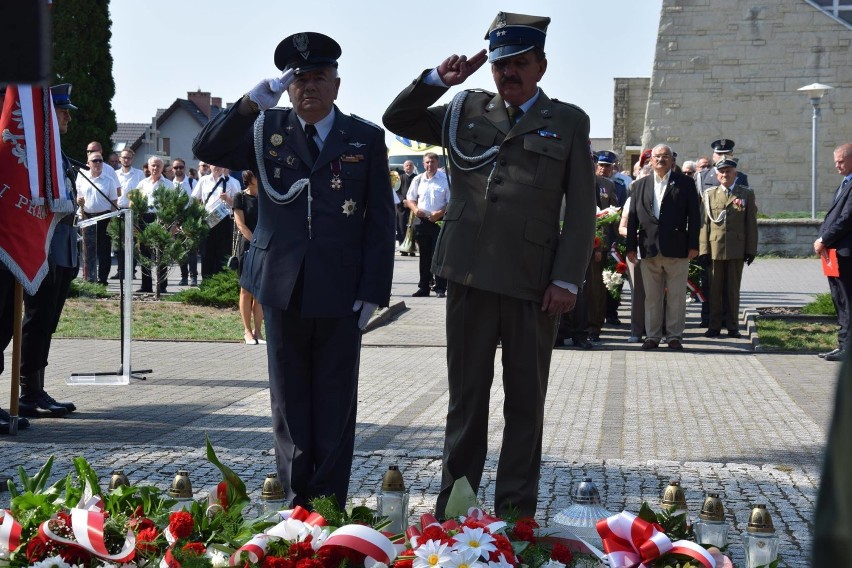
[30,556,73,568]
[413,539,453,568]
[445,548,486,568]
[206,547,230,568]
[452,527,497,559]
[487,553,514,568]
[543,560,567,568]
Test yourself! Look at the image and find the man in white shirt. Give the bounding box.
[405,152,450,297]
[192,165,240,279]
[76,152,119,284]
[86,141,121,192]
[136,156,175,293]
[113,149,146,280]
[171,158,198,286]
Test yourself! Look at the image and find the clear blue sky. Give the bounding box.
[110,1,662,140]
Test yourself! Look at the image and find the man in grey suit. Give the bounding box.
[626,144,700,351]
[384,11,595,518]
[194,32,395,507]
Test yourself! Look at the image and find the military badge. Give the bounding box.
[294,33,310,59]
[331,159,343,190]
[537,130,561,140]
[342,199,357,216]
[274,167,281,179]
[286,155,297,166]
[269,150,279,157]
[270,134,284,146]
[341,154,364,163]
[349,141,366,148]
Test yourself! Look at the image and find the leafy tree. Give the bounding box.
[51,0,116,162]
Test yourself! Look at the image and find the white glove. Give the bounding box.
[352,300,378,330]
[248,69,296,111]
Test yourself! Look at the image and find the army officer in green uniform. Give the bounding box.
[193,32,395,508]
[383,11,596,518]
[699,157,757,338]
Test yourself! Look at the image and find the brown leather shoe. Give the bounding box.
[668,339,684,350]
[641,339,659,350]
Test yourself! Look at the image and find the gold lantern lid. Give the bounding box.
[699,493,724,521]
[661,480,687,511]
[262,473,285,501]
[381,465,405,491]
[747,504,775,533]
[169,470,193,499]
[108,469,130,491]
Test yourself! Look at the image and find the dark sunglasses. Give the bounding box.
[173,165,185,169]
[90,159,104,163]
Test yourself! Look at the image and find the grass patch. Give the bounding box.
[68,279,112,299]
[755,318,836,351]
[55,299,243,341]
[801,293,836,316]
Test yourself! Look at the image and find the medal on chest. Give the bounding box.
[330,158,343,191]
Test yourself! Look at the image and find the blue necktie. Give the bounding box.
[834,177,850,203]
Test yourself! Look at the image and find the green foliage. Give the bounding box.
[169,269,240,308]
[310,495,382,531]
[801,292,837,315]
[67,279,111,298]
[51,0,116,162]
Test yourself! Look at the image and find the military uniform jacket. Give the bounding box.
[596,176,619,251]
[695,168,749,195]
[699,185,758,260]
[49,152,79,269]
[192,104,395,317]
[383,72,596,302]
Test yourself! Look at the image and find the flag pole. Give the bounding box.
[8,281,23,436]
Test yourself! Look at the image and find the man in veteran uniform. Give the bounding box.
[699,158,757,338]
[383,12,596,518]
[193,32,395,508]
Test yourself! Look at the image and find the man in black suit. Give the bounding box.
[815,143,852,362]
[626,144,700,350]
[193,32,395,507]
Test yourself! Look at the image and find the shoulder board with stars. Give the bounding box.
[350,114,383,132]
[264,106,294,117]
[464,88,496,97]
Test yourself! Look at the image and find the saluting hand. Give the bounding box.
[437,49,488,87]
[248,68,297,111]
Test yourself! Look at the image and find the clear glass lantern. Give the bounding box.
[660,480,688,516]
[108,469,131,492]
[260,473,287,516]
[553,477,613,549]
[377,465,409,534]
[693,493,728,548]
[743,504,779,568]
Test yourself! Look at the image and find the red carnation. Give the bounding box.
[130,516,156,532]
[60,544,92,566]
[461,518,488,531]
[315,545,344,566]
[395,559,414,568]
[168,511,194,539]
[512,523,535,543]
[615,261,628,274]
[262,556,295,568]
[490,534,517,565]
[295,559,323,568]
[217,481,229,509]
[550,543,573,564]
[420,526,452,545]
[182,542,207,555]
[288,541,315,560]
[594,236,601,249]
[26,534,51,562]
[136,526,161,554]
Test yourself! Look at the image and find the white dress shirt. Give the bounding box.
[137,176,175,211]
[192,174,241,213]
[76,172,119,213]
[653,170,671,219]
[407,170,450,213]
[116,167,146,208]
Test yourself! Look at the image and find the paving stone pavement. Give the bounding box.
[1,257,836,567]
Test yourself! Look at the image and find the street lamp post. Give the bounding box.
[798,83,833,219]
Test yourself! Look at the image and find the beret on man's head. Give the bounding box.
[274,32,341,73]
[638,148,653,168]
[484,11,550,63]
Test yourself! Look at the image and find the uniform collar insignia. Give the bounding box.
[349,141,366,148]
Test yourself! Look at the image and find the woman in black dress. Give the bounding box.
[233,170,262,344]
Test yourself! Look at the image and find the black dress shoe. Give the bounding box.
[43,392,76,413]
[704,329,721,338]
[110,274,121,280]
[0,408,30,431]
[727,329,742,338]
[136,287,153,293]
[571,338,594,349]
[589,333,601,342]
[18,394,70,417]
[668,339,684,350]
[411,289,430,297]
[606,317,623,325]
[641,339,659,350]
[178,278,188,286]
[818,348,841,359]
[699,319,709,327]
[825,350,847,362]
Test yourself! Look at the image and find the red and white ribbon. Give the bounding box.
[39,508,136,563]
[322,524,397,565]
[687,279,706,302]
[464,508,507,533]
[229,506,327,566]
[0,509,22,554]
[596,512,714,568]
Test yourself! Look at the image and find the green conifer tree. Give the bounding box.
[51,0,116,162]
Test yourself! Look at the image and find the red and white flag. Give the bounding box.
[0,84,74,294]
